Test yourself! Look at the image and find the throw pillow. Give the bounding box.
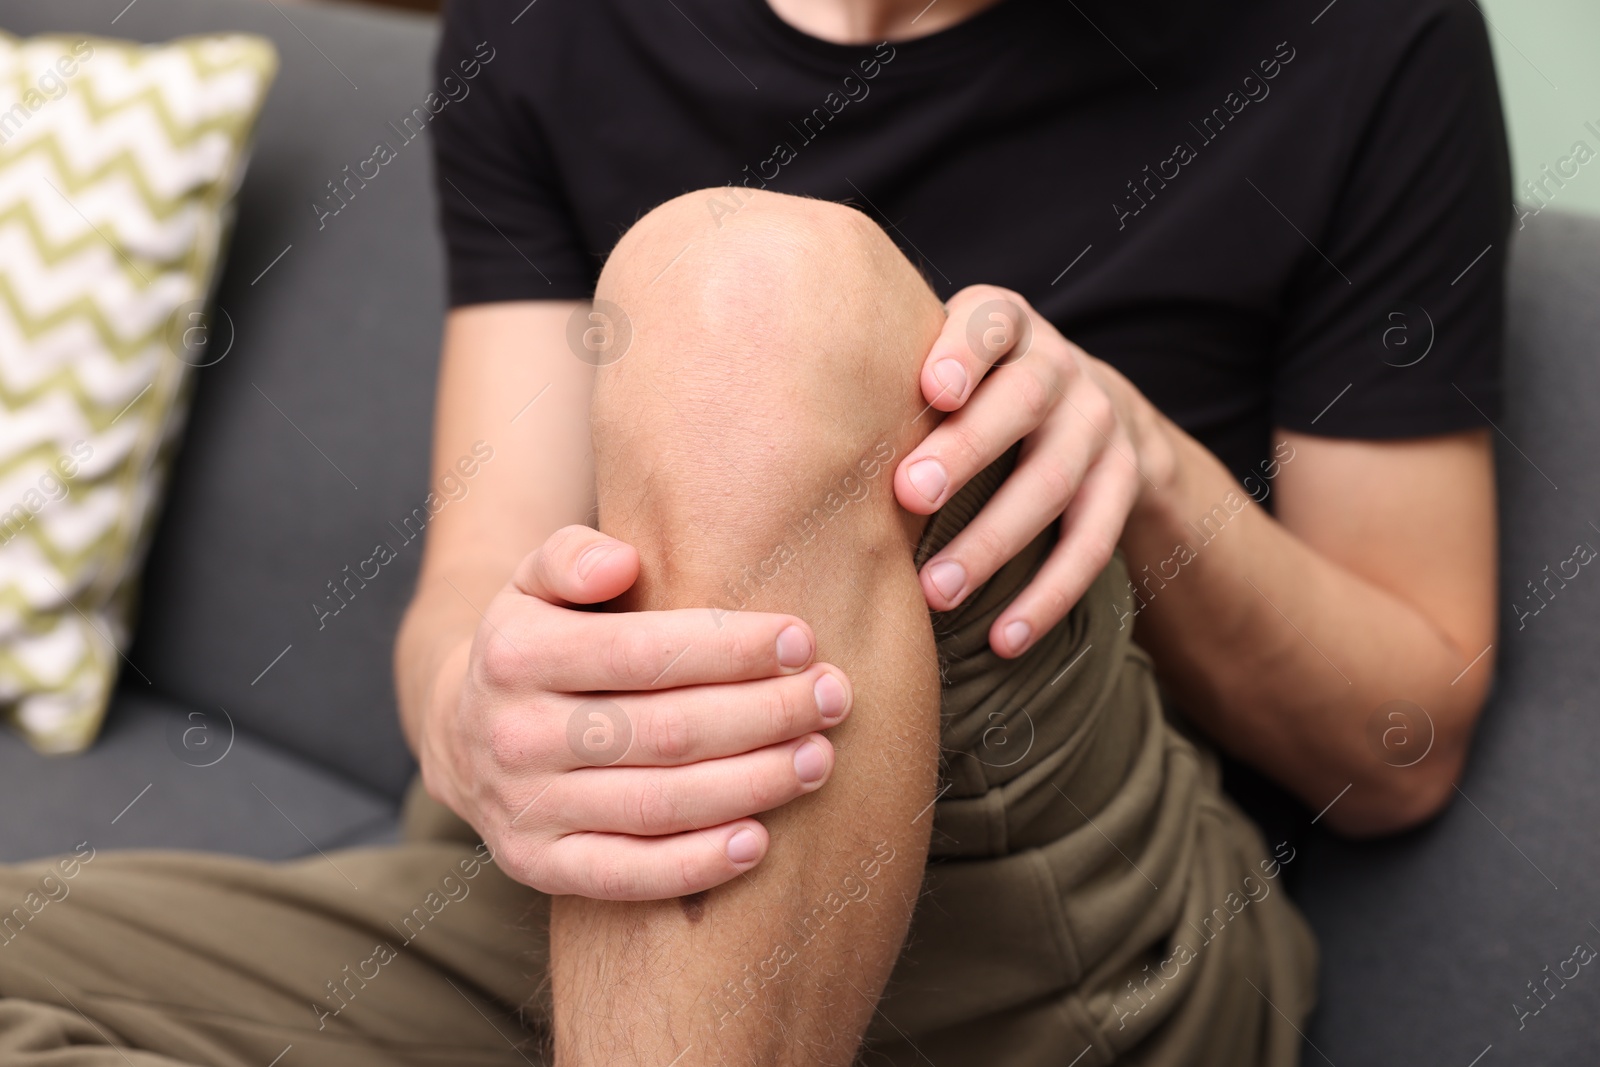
[0,29,277,752]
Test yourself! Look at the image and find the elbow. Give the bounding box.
[1323,762,1460,839]
[1323,668,1494,838]
[1389,763,1462,832]
[1320,720,1482,839]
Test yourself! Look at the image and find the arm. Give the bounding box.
[894,2,1506,838]
[395,300,590,777]
[1113,403,1496,835]
[894,291,1495,838]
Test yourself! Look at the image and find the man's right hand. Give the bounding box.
[417,524,853,901]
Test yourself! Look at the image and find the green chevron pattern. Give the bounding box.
[0,30,276,753]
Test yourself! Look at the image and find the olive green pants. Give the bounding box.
[0,457,1315,1065]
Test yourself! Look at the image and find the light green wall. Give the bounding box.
[1481,0,1600,219]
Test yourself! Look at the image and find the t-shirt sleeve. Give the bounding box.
[431,0,593,306]
[1270,1,1511,438]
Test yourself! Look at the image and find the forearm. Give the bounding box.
[396,299,596,767]
[1120,421,1490,834]
[394,578,484,760]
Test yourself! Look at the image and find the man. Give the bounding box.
[0,0,1507,1064]
[404,0,1505,1059]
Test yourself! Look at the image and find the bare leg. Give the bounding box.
[550,189,947,1066]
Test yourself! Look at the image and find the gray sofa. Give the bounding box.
[2,1,1597,1064]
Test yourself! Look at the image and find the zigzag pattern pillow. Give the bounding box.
[0,30,276,753]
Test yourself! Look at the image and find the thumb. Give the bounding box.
[511,524,639,606]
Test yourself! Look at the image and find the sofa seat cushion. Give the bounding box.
[0,688,400,862]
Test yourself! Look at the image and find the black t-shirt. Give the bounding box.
[429,0,1510,840]
[432,0,1509,489]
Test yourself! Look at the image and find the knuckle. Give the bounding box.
[503,785,550,836]
[538,780,579,831]
[630,779,675,833]
[773,678,807,733]
[510,550,541,594]
[528,541,561,587]
[1082,531,1119,572]
[1084,390,1116,436]
[595,859,632,900]
[485,716,530,772]
[605,627,658,683]
[675,849,710,894]
[947,424,989,471]
[1040,584,1073,625]
[1012,368,1053,422]
[723,625,760,672]
[1044,336,1076,375]
[544,524,585,561]
[496,837,549,892]
[527,849,563,894]
[548,525,607,580]
[642,701,694,762]
[964,522,1011,570]
[1033,460,1076,505]
[756,683,797,744]
[477,627,528,691]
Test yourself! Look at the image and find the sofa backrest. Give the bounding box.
[1299,209,1600,1062]
[0,0,444,799]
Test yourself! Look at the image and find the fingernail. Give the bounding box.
[793,740,828,783]
[727,828,761,864]
[814,673,848,721]
[1004,619,1033,653]
[576,542,616,580]
[926,560,966,602]
[907,458,948,505]
[776,625,812,669]
[933,358,968,400]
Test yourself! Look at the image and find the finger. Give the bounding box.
[920,286,1037,412]
[540,819,769,899]
[916,408,1101,610]
[516,606,819,692]
[552,734,834,836]
[512,524,640,606]
[490,665,848,776]
[895,353,1065,515]
[991,447,1140,658]
[592,664,852,767]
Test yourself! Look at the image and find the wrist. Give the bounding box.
[1125,417,1251,566]
[416,637,474,805]
[1126,396,1185,529]
[1084,354,1184,527]
[425,637,472,744]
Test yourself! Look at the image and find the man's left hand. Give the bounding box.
[893,284,1176,657]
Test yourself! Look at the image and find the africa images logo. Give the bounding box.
[566,700,632,767]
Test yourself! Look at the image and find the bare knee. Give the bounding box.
[592,187,942,418]
[589,189,944,601]
[598,186,911,309]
